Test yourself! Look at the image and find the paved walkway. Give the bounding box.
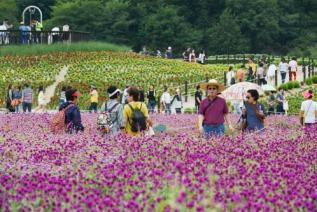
[33,65,69,111]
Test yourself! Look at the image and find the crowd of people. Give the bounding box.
[0,19,70,45]
[5,79,316,138]
[226,57,298,86]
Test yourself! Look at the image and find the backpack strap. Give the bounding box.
[106,102,119,112]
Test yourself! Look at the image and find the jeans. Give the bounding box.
[281,72,286,84]
[203,124,225,138]
[22,102,32,112]
[148,100,156,113]
[165,103,171,114]
[175,108,182,114]
[89,102,98,113]
[16,104,22,113]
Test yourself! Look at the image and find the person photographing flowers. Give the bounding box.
[197,79,233,138]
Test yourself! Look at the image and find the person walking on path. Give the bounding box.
[247,59,256,82]
[198,50,206,64]
[123,87,150,136]
[147,85,156,113]
[241,89,266,132]
[195,85,203,112]
[59,89,84,133]
[197,79,233,138]
[279,58,288,84]
[161,86,172,115]
[300,90,317,130]
[165,46,173,59]
[105,86,125,134]
[267,63,277,85]
[289,57,298,81]
[89,86,98,113]
[38,85,46,112]
[171,89,182,114]
[22,84,33,112]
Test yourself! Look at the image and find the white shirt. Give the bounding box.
[38,91,46,105]
[161,92,171,104]
[52,27,59,35]
[63,25,69,31]
[267,64,277,77]
[301,100,317,124]
[279,62,288,73]
[289,60,297,72]
[227,71,235,85]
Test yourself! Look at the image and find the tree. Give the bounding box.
[16,0,56,21]
[0,0,18,26]
[207,9,248,54]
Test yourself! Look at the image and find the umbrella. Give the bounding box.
[221,82,264,101]
[262,84,276,92]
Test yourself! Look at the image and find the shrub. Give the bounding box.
[312,75,317,84]
[292,81,300,88]
[305,78,313,85]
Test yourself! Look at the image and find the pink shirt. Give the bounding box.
[289,60,297,72]
[199,97,228,125]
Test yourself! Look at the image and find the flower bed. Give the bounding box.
[0,113,316,211]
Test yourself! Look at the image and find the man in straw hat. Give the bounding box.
[197,79,233,138]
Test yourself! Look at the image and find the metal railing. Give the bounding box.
[0,30,90,45]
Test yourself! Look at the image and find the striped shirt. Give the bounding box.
[22,88,33,103]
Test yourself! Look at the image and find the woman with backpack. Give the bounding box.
[98,86,124,135]
[123,86,151,136]
[59,89,84,133]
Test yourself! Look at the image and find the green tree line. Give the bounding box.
[1,0,316,56]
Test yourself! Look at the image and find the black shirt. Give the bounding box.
[147,90,156,102]
[195,90,203,106]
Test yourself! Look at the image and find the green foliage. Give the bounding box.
[0,0,18,25]
[305,78,313,85]
[0,41,130,56]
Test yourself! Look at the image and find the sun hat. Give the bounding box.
[107,86,122,98]
[200,79,225,92]
[303,90,313,99]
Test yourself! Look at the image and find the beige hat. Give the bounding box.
[200,79,225,92]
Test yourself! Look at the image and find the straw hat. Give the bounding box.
[200,79,225,92]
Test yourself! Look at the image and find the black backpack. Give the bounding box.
[128,103,147,132]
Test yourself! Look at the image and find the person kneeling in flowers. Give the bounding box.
[123,86,152,136]
[197,79,233,138]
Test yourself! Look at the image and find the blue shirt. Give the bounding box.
[244,102,266,130]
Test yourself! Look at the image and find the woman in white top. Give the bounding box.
[300,90,317,129]
[267,63,277,85]
[189,49,196,63]
[226,66,235,86]
[38,85,46,112]
[161,86,171,114]
[279,58,288,84]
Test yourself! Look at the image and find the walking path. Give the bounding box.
[34,65,69,111]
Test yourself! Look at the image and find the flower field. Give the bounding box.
[1,113,316,211]
[1,51,233,108]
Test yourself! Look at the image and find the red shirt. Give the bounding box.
[199,97,228,125]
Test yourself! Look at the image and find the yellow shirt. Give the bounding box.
[123,101,149,136]
[90,90,98,103]
[249,62,257,75]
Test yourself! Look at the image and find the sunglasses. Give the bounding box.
[208,87,218,90]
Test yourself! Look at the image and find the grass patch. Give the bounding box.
[0,41,130,56]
